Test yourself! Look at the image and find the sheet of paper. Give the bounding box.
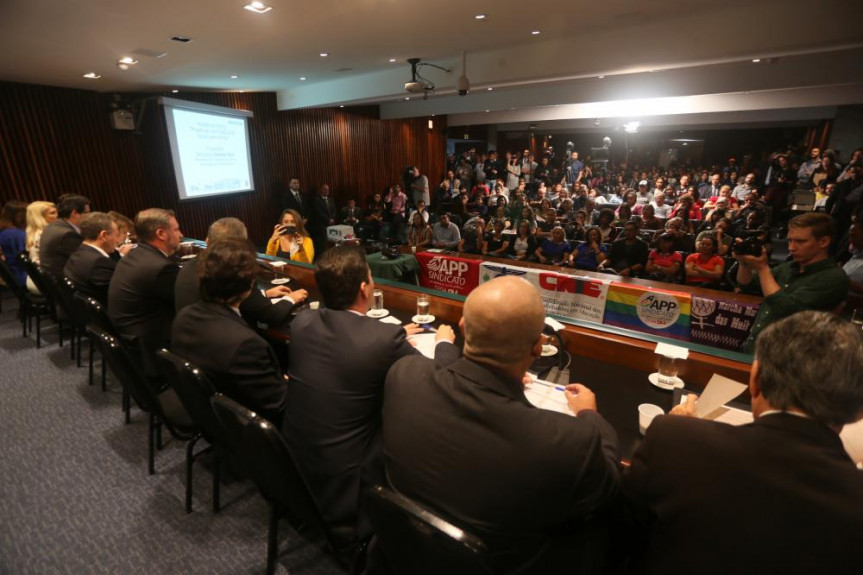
[655,342,689,360]
[545,317,566,332]
[379,316,402,325]
[425,248,445,253]
[524,379,573,417]
[407,333,437,359]
[694,374,748,418]
[681,394,753,426]
[270,296,294,304]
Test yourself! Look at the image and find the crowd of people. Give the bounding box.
[0,172,861,574]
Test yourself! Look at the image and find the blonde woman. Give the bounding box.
[265,209,314,263]
[26,201,57,264]
[25,201,57,293]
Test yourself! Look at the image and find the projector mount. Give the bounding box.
[404,58,450,99]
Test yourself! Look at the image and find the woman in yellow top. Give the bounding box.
[265,209,315,263]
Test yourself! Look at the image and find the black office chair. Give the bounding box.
[0,256,53,345]
[43,272,89,365]
[77,294,132,412]
[91,326,197,475]
[210,394,355,575]
[156,349,235,514]
[364,485,496,575]
[17,252,71,350]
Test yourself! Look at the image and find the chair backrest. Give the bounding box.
[364,485,496,575]
[75,293,118,336]
[16,252,56,306]
[89,325,156,412]
[156,349,224,445]
[211,394,333,544]
[0,257,29,300]
[49,274,87,325]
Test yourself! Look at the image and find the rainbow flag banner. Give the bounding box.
[604,282,691,341]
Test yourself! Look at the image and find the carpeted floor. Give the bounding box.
[0,292,343,575]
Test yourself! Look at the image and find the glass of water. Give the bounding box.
[372,289,384,315]
[657,355,681,386]
[416,295,430,322]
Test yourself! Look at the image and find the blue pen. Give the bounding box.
[554,386,565,391]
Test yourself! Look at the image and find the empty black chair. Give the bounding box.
[211,394,355,575]
[156,349,235,514]
[0,256,53,345]
[365,485,496,575]
[91,326,196,475]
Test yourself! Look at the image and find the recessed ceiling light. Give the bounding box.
[752,58,761,63]
[299,76,307,81]
[389,58,397,63]
[339,105,344,108]
[83,72,101,79]
[475,14,486,20]
[244,2,272,14]
[531,30,541,35]
[320,52,329,57]
[172,89,179,93]
[487,87,493,91]
[485,109,490,113]
[405,97,410,101]
[118,57,138,65]
[597,75,605,79]
[239,90,245,93]
[230,75,239,79]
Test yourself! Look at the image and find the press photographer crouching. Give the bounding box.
[736,212,848,353]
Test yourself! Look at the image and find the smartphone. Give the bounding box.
[279,225,297,236]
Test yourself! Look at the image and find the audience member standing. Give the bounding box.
[308,184,336,256]
[282,177,306,220]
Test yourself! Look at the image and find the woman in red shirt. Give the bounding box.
[646,233,682,283]
[685,235,725,287]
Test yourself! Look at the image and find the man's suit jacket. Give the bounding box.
[107,243,179,359]
[283,308,459,542]
[39,220,82,277]
[171,301,287,427]
[308,194,336,240]
[621,413,863,575]
[283,189,306,219]
[174,256,296,328]
[64,244,116,304]
[383,357,620,572]
[338,205,363,225]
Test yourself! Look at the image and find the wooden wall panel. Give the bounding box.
[0,81,447,245]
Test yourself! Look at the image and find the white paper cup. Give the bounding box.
[638,404,665,435]
[309,301,320,310]
[411,246,417,254]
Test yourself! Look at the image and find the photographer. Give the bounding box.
[736,213,848,353]
[266,208,314,263]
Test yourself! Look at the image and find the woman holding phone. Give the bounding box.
[266,208,315,263]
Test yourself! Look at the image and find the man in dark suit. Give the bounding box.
[174,217,307,328]
[108,208,182,375]
[63,212,120,304]
[172,239,287,426]
[338,199,362,226]
[283,245,459,548]
[383,276,620,573]
[39,193,90,277]
[307,183,337,256]
[283,177,306,220]
[621,311,863,575]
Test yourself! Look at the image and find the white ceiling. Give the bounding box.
[1,0,862,123]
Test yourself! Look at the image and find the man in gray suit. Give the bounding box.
[39,194,90,277]
[283,245,459,549]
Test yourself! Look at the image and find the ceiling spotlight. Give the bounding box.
[487,87,493,91]
[339,105,344,108]
[230,75,239,79]
[597,75,605,79]
[752,58,761,63]
[405,97,410,101]
[623,121,641,134]
[172,89,179,93]
[389,58,397,63]
[475,14,486,20]
[244,2,272,14]
[531,30,541,35]
[82,72,101,79]
[116,57,138,70]
[485,109,490,113]
[320,52,329,57]
[299,76,307,81]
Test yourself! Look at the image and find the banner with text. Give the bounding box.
[604,283,692,341]
[479,263,610,323]
[689,295,759,351]
[416,251,481,295]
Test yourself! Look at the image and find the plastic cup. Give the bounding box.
[638,404,665,435]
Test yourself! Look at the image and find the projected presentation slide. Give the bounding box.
[169,108,254,199]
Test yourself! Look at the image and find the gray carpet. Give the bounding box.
[0,292,343,575]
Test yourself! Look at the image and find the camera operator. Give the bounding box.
[736,213,848,353]
[408,166,429,208]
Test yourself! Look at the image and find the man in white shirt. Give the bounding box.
[650,191,673,219]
